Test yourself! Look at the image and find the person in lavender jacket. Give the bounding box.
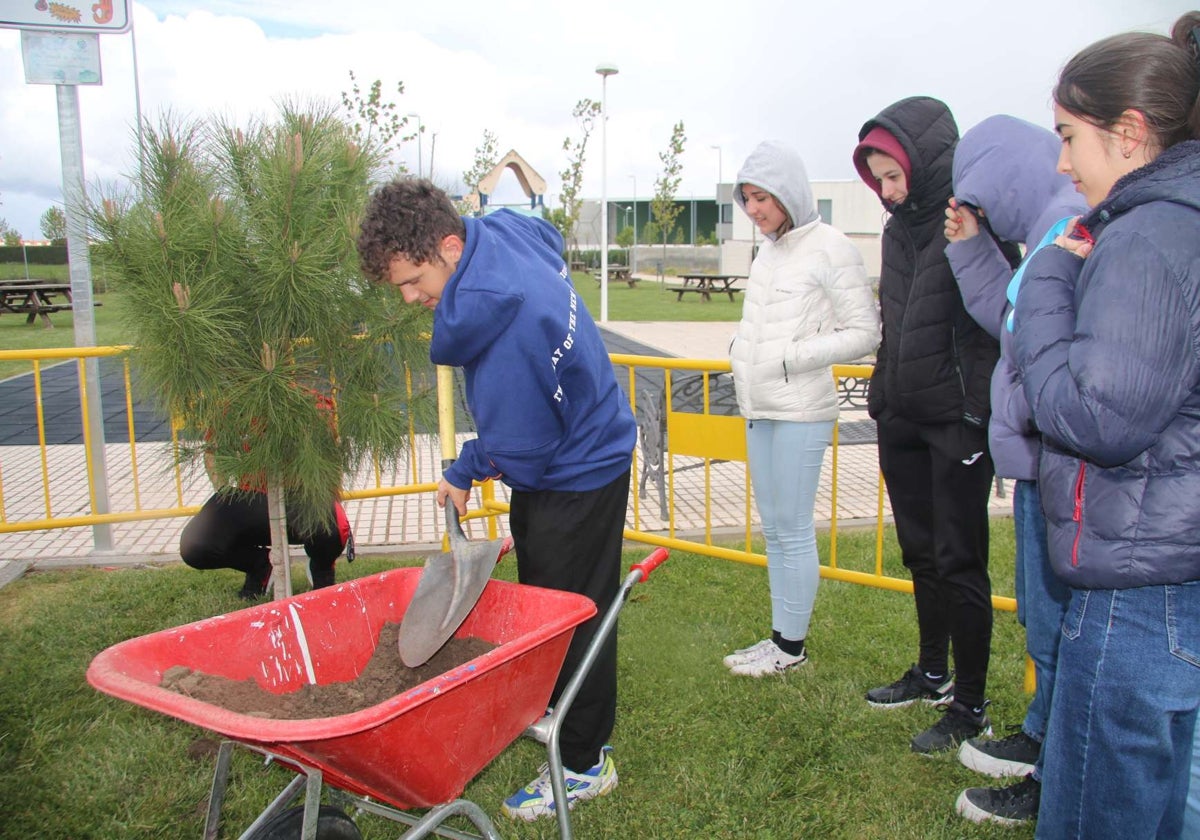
[941,115,1086,828]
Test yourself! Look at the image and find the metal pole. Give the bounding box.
[407,113,423,178]
[130,16,146,189]
[57,84,113,551]
[595,64,618,323]
[429,131,437,180]
[629,174,636,275]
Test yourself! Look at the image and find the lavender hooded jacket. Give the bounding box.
[947,116,1086,480]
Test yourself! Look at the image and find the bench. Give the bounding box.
[592,268,638,288]
[666,284,742,303]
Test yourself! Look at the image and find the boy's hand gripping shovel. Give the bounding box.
[398,366,513,667]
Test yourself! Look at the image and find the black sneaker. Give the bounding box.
[237,557,272,601]
[912,700,992,754]
[956,774,1040,826]
[309,560,336,590]
[866,664,954,709]
[958,728,1040,778]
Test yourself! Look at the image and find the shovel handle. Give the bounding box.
[445,501,467,542]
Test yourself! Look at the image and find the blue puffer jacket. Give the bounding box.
[948,115,1087,480]
[1012,140,1200,589]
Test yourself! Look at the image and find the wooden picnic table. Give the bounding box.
[592,265,638,288]
[0,281,76,327]
[668,273,745,302]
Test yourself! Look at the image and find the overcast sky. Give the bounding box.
[0,0,1190,240]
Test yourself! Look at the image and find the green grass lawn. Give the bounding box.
[571,271,742,323]
[0,523,1034,839]
[0,262,126,381]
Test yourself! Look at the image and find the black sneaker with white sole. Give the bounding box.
[865,664,954,708]
[956,774,1040,826]
[911,700,992,754]
[958,728,1040,778]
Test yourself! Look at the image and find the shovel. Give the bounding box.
[398,366,514,667]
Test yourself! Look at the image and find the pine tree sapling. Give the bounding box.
[90,103,434,598]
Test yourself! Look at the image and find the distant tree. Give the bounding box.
[462,129,500,195]
[339,70,413,174]
[651,121,686,261]
[0,218,20,246]
[615,225,634,249]
[557,98,601,254]
[640,219,660,246]
[40,206,67,243]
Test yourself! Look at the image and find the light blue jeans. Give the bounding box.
[1013,479,1070,780]
[1037,582,1200,840]
[745,418,833,643]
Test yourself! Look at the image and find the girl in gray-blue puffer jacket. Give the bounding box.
[1011,13,1200,839]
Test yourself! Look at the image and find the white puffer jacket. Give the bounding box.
[730,142,881,422]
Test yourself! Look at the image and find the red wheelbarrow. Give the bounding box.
[87,548,670,839]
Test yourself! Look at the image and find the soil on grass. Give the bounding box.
[161,622,494,720]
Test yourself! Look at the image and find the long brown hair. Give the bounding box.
[1055,11,1200,150]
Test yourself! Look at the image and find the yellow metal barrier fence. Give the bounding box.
[0,345,1015,619]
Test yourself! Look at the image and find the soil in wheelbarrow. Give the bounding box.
[161,623,493,720]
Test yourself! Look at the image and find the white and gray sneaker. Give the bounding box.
[728,641,808,677]
[722,638,773,669]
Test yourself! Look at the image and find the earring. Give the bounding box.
[1122,148,1132,159]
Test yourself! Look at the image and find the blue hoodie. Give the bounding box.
[430,209,636,493]
[947,115,1087,480]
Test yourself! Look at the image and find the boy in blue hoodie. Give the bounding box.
[357,179,637,821]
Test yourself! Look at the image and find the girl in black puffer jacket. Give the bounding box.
[851,96,1002,756]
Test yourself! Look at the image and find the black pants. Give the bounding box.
[179,491,345,576]
[876,415,994,708]
[508,469,631,773]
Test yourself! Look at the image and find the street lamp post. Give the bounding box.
[628,173,637,275]
[596,62,618,323]
[710,145,723,244]
[406,112,423,178]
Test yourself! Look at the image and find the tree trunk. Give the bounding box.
[265,479,293,599]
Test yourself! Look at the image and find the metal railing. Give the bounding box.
[0,346,1016,617]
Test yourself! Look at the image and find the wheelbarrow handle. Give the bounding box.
[629,547,669,583]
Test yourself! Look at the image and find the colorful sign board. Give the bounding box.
[0,0,131,34]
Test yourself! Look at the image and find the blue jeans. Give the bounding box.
[1037,583,1200,840]
[1186,730,1200,838]
[745,418,832,642]
[1013,479,1070,780]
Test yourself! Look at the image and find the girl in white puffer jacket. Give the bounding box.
[724,140,880,677]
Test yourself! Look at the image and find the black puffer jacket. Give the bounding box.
[854,96,999,426]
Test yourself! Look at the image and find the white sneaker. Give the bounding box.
[728,641,808,677]
[722,638,773,669]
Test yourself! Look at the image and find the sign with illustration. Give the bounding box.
[20,29,101,84]
[0,0,130,33]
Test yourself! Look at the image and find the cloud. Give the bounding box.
[0,0,1191,239]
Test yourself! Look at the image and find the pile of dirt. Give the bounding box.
[161,623,494,719]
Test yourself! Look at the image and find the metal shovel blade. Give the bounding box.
[397,505,509,667]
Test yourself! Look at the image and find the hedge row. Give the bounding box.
[0,245,68,264]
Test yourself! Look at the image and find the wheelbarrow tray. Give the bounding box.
[87,567,596,810]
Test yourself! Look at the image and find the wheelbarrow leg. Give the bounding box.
[204,740,236,840]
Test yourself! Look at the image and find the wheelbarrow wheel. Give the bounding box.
[247,804,362,840]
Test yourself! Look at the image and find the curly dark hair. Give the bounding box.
[357,178,466,283]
